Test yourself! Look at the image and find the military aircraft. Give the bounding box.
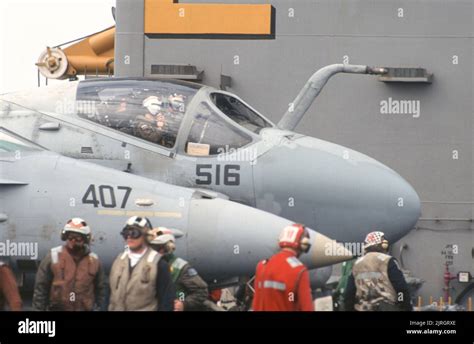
[0,65,421,250]
[0,126,351,290]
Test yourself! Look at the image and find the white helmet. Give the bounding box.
[143,96,162,115]
[123,216,152,233]
[169,94,185,112]
[363,231,388,250]
[148,227,176,245]
[61,218,91,243]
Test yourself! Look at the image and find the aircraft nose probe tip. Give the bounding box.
[307,231,353,268]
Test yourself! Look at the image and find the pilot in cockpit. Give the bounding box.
[133,95,163,143]
[116,98,128,114]
[169,94,185,113]
[113,97,137,135]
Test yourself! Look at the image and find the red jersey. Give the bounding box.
[252,250,313,311]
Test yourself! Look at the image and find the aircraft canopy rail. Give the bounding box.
[0,126,43,153]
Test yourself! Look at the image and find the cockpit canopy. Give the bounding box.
[76,78,273,155]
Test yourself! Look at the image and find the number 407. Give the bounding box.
[82,184,132,208]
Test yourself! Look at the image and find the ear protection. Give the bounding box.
[279,224,312,254]
[299,231,311,253]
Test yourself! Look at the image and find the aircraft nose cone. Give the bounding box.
[384,169,421,242]
[253,133,421,245]
[186,198,352,280]
[350,154,421,243]
[324,151,422,243]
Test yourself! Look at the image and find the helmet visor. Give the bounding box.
[120,227,144,240]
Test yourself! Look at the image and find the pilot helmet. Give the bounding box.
[143,96,162,115]
[169,94,185,112]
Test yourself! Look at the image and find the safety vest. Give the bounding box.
[352,252,398,311]
[168,256,187,298]
[0,262,22,311]
[0,262,5,309]
[108,248,162,311]
[252,250,311,311]
[49,245,100,311]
